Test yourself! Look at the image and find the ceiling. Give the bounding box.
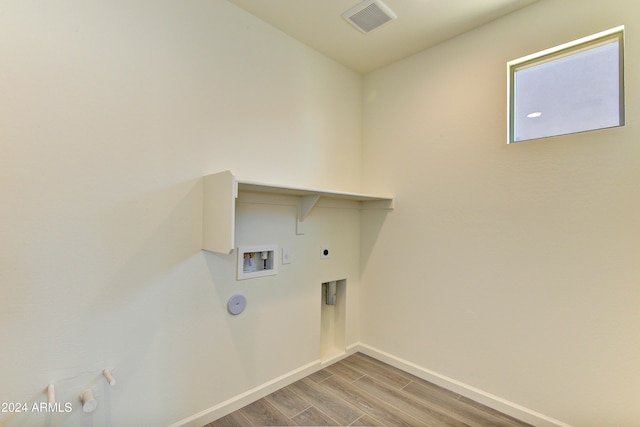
[227,0,539,74]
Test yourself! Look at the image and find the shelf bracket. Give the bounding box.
[296,195,320,235]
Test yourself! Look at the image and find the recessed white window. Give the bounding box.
[508,26,625,144]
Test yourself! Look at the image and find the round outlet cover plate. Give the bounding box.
[228,294,247,315]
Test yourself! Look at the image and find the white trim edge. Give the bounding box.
[168,343,571,427]
[353,343,573,427]
[506,25,624,68]
[167,359,322,427]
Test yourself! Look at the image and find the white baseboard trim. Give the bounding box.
[169,347,362,427]
[169,343,571,427]
[353,343,573,427]
[168,359,323,427]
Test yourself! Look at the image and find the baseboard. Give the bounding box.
[353,343,573,427]
[169,343,570,427]
[169,345,363,427]
[167,359,322,427]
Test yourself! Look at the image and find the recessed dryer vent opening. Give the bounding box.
[321,279,346,363]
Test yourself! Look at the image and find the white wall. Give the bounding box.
[361,0,640,425]
[0,1,362,425]
[4,0,639,425]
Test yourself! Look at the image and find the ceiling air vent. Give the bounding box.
[342,0,398,34]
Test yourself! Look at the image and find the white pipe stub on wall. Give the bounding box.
[80,389,97,413]
[47,384,55,404]
[103,369,116,386]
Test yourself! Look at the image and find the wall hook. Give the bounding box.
[47,384,55,404]
[103,369,116,386]
[80,389,97,413]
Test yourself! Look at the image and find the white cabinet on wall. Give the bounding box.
[202,170,394,254]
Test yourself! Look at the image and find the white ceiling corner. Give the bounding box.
[227,0,540,74]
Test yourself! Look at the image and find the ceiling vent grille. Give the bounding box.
[342,0,398,33]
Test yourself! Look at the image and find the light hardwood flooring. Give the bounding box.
[206,353,534,427]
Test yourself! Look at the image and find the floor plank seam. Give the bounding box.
[288,406,312,420]
[310,405,344,427]
[348,413,384,427]
[326,375,428,427]
[350,374,366,384]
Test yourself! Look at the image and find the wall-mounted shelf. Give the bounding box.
[202,170,394,254]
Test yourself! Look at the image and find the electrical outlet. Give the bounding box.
[320,246,330,259]
[282,247,292,264]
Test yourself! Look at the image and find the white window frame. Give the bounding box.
[507,26,625,144]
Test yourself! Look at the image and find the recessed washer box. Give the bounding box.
[237,244,278,280]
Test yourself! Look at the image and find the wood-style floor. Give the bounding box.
[206,352,534,427]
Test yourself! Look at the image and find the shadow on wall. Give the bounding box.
[84,177,204,423]
[96,177,203,306]
[359,207,393,272]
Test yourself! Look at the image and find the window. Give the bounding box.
[508,26,625,144]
